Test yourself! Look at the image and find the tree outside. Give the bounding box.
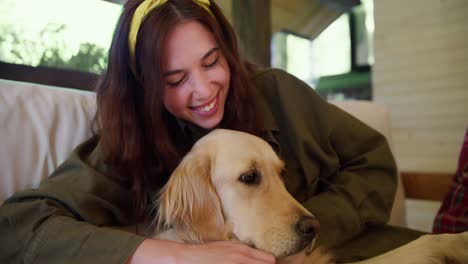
[0,0,121,75]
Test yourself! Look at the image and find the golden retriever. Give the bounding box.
[152,129,468,264]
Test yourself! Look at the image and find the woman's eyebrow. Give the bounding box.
[202,47,219,60]
[163,69,184,77]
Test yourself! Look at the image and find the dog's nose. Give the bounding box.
[296,216,319,239]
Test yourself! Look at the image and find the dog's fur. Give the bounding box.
[152,129,468,264]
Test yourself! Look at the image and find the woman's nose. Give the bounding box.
[191,70,212,98]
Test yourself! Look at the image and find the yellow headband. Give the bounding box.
[128,0,213,77]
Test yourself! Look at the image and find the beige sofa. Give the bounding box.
[0,78,406,227]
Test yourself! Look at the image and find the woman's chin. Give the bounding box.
[194,118,222,130]
[192,111,224,130]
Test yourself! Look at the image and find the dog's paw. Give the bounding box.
[442,231,468,263]
[412,232,468,264]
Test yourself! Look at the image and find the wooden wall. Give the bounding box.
[373,0,468,174]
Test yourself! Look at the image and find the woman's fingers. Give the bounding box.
[225,241,276,263]
[187,240,276,264]
[128,239,276,264]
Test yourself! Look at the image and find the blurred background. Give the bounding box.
[0,0,467,232]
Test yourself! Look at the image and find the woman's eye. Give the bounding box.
[204,56,219,68]
[239,170,261,185]
[167,80,182,87]
[166,76,185,87]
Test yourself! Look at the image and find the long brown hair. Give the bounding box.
[95,0,260,219]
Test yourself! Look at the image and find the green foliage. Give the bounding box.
[38,42,108,74]
[0,22,108,74]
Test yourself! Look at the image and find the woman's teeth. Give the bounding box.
[198,98,217,112]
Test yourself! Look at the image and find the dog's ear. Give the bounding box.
[157,150,227,242]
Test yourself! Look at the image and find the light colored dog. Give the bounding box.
[153,129,468,264]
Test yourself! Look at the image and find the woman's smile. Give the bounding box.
[191,92,219,117]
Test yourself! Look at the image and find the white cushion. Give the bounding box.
[0,79,95,204]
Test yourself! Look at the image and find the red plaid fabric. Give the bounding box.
[433,128,468,233]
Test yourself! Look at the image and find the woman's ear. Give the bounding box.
[157,150,227,242]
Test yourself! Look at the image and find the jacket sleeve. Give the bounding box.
[0,138,145,264]
[302,103,398,247]
[255,69,398,248]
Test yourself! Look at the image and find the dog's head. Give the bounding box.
[157,129,319,258]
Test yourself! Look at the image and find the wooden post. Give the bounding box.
[232,0,271,67]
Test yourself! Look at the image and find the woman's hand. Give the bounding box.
[128,239,276,264]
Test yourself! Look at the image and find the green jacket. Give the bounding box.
[0,69,422,263]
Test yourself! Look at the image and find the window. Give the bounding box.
[271,31,315,87]
[271,0,374,101]
[311,14,352,79]
[0,0,122,89]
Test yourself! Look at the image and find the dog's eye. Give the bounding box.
[239,170,260,185]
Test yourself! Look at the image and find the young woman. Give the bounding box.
[0,0,423,263]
